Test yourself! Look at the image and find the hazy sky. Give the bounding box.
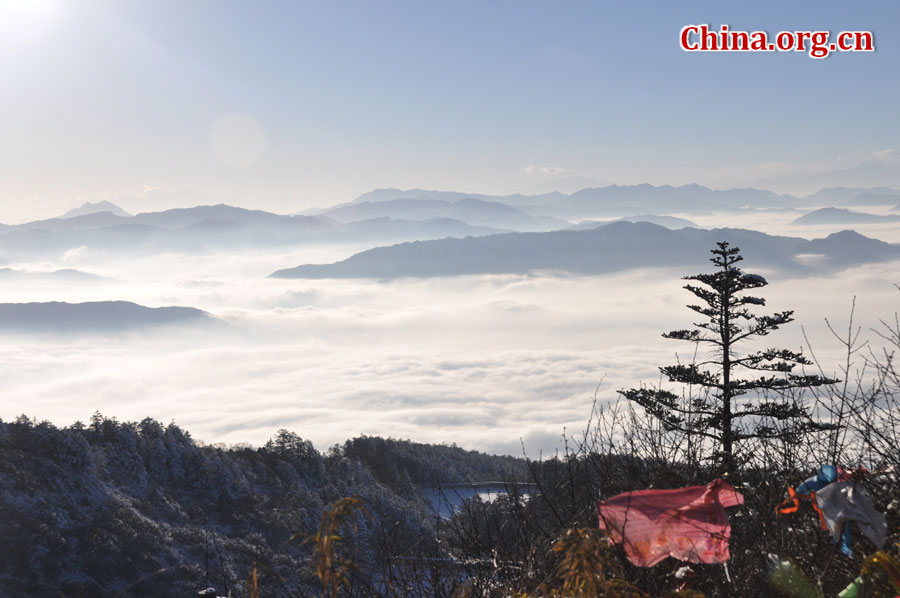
[1,0,898,221]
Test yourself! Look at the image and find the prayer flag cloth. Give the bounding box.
[815,481,888,551]
[598,478,744,567]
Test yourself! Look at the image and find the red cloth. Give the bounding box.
[598,479,744,567]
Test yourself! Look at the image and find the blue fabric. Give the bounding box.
[797,464,854,555]
[796,464,837,495]
[839,524,853,556]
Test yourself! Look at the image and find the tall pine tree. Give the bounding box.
[620,241,837,474]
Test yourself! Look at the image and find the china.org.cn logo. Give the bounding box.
[680,24,874,59]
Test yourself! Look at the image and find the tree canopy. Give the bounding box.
[620,241,838,474]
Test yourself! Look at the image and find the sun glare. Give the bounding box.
[0,0,61,46]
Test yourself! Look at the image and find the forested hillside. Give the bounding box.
[0,415,527,596]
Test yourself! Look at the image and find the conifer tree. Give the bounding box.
[619,241,838,474]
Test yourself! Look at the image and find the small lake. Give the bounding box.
[420,482,535,518]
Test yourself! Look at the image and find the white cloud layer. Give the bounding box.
[2,243,899,457]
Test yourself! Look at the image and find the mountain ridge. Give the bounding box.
[62,201,131,219]
[792,207,900,225]
[0,300,217,333]
[269,221,900,280]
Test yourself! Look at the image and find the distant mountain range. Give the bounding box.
[269,222,900,280]
[62,201,132,218]
[3,184,897,261]
[332,217,506,240]
[320,197,566,231]
[839,191,900,207]
[792,208,900,226]
[750,160,900,197]
[336,184,805,220]
[0,301,216,333]
[805,186,900,205]
[567,215,698,230]
[0,204,513,259]
[13,204,326,234]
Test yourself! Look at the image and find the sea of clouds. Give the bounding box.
[3,234,899,457]
[1,204,899,456]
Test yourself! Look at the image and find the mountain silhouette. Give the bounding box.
[61,201,131,219]
[270,222,900,280]
[791,207,900,225]
[322,198,567,230]
[567,215,698,230]
[0,301,217,333]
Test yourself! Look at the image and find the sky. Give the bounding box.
[1,0,899,221]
